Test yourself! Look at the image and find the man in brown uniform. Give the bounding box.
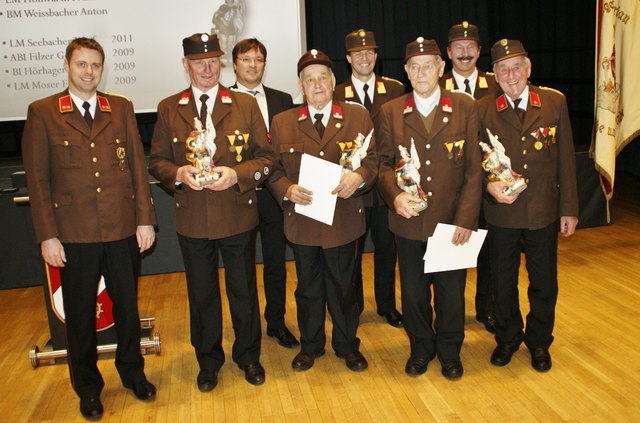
[22,37,157,419]
[478,39,578,372]
[334,29,405,328]
[377,38,482,380]
[268,49,377,372]
[149,33,275,390]
[441,21,500,334]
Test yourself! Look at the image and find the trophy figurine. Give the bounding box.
[395,138,428,212]
[338,129,373,175]
[479,128,527,196]
[185,113,219,186]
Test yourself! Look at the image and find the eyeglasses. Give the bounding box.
[237,56,266,65]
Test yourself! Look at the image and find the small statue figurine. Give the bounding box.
[479,128,527,196]
[185,113,219,186]
[395,137,428,212]
[338,129,373,175]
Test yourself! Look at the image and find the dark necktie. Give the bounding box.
[200,94,209,128]
[248,90,258,96]
[514,98,525,123]
[362,84,372,110]
[463,78,472,95]
[82,101,93,129]
[314,113,325,138]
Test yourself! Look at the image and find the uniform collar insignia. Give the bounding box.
[97,96,111,112]
[332,103,343,120]
[445,78,455,91]
[58,95,73,113]
[403,97,414,114]
[178,90,191,105]
[220,89,232,104]
[441,96,453,113]
[496,94,508,112]
[478,76,488,89]
[530,91,541,108]
[376,80,386,94]
[345,85,354,99]
[298,106,309,121]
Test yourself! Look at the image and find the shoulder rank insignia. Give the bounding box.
[529,91,541,108]
[496,94,508,112]
[345,85,354,99]
[445,78,455,91]
[478,76,488,89]
[332,103,343,120]
[298,106,309,121]
[58,95,73,113]
[219,89,232,104]
[403,97,414,114]
[178,90,191,105]
[376,80,386,94]
[441,96,453,113]
[97,96,111,112]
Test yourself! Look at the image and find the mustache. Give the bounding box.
[456,56,474,61]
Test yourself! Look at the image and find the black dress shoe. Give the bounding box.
[197,369,219,392]
[476,314,496,333]
[380,309,404,328]
[440,360,464,380]
[241,362,265,385]
[336,351,368,371]
[80,396,103,420]
[405,356,431,376]
[267,326,300,349]
[529,347,552,372]
[123,378,156,401]
[291,349,325,371]
[490,344,519,367]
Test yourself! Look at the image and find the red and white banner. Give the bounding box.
[592,0,640,200]
[46,264,115,332]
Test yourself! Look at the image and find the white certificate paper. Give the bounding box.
[423,223,488,273]
[295,153,342,226]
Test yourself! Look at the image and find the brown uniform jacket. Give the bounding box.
[334,75,405,207]
[149,86,275,240]
[440,70,499,100]
[22,91,156,244]
[477,85,579,230]
[268,101,378,248]
[378,91,482,241]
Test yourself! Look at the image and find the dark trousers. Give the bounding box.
[256,187,288,330]
[396,236,466,361]
[60,236,144,399]
[488,222,558,349]
[178,231,261,370]
[291,241,360,355]
[475,206,495,318]
[353,196,398,314]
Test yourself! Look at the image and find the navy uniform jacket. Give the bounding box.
[22,91,156,243]
[377,91,482,241]
[477,85,579,230]
[149,86,276,240]
[268,101,378,248]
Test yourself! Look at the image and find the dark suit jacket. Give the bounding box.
[22,91,156,243]
[230,84,295,125]
[268,101,378,248]
[377,91,482,241]
[149,85,276,240]
[477,85,579,230]
[440,70,499,100]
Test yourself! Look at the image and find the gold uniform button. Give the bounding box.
[90,142,95,148]
[53,202,59,208]
[319,151,325,156]
[176,203,180,207]
[95,172,100,177]
[96,187,102,193]
[63,140,69,146]
[116,138,120,144]
[525,178,530,184]
[522,150,527,155]
[523,164,528,170]
[92,157,98,163]
[521,136,526,142]
[173,137,178,143]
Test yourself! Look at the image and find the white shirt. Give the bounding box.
[350,74,376,105]
[69,92,96,118]
[236,82,269,129]
[191,85,219,122]
[308,102,332,127]
[506,85,530,111]
[452,68,478,96]
[413,87,441,117]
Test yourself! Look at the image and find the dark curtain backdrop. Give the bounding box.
[305,0,595,147]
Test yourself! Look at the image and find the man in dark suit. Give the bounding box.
[268,49,378,372]
[22,37,157,419]
[441,21,500,334]
[477,39,578,372]
[230,38,298,349]
[149,33,276,390]
[377,38,482,380]
[334,29,405,328]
